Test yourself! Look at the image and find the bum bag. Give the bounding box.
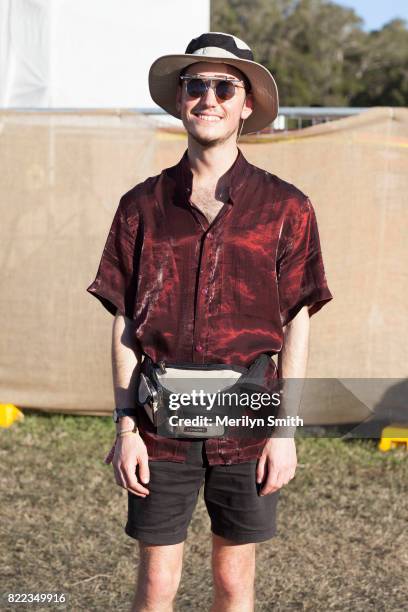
[137,353,277,439]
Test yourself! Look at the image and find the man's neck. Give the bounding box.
[186,138,239,185]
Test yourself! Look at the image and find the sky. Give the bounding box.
[334,0,408,31]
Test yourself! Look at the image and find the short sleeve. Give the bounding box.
[86,197,139,319]
[277,197,333,327]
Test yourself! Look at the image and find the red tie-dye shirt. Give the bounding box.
[87,147,333,464]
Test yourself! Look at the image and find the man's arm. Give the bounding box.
[278,306,310,381]
[111,312,150,497]
[111,311,142,422]
[256,305,310,495]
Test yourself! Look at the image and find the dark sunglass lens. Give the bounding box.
[186,78,206,98]
[216,80,235,100]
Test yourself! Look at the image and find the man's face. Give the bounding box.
[176,61,253,147]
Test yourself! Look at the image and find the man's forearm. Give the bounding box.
[111,312,142,430]
[274,306,310,435]
[279,307,310,377]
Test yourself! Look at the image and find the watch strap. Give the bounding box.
[113,408,139,422]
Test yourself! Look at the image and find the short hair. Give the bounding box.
[179,64,251,93]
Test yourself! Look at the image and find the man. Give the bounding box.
[87,32,333,612]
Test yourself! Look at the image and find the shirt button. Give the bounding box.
[201,287,208,295]
[207,232,213,239]
[195,344,203,352]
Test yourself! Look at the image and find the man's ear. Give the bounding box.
[241,92,254,120]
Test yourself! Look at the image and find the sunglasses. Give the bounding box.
[179,74,247,101]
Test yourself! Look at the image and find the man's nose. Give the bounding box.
[200,83,218,106]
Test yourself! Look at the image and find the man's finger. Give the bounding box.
[113,463,127,489]
[256,455,266,484]
[261,482,280,495]
[126,483,149,498]
[260,467,280,496]
[138,455,150,485]
[123,463,150,495]
[283,465,296,483]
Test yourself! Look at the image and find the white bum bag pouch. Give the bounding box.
[137,354,275,438]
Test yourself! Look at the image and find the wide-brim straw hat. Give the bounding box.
[148,32,279,135]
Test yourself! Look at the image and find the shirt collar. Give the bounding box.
[177,147,250,205]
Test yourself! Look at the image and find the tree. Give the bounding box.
[350,19,408,106]
[211,0,408,107]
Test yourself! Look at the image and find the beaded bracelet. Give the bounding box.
[117,429,137,437]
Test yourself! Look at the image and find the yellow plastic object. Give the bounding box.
[379,424,408,452]
[0,404,24,428]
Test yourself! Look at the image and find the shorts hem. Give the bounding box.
[125,523,187,545]
[211,525,277,544]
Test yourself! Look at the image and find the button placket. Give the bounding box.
[193,229,212,357]
[193,239,206,360]
[192,211,228,361]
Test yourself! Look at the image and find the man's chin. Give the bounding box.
[190,133,223,148]
[187,126,237,148]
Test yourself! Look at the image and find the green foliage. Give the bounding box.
[211,0,408,106]
[351,18,408,106]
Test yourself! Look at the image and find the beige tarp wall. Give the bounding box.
[1,107,407,423]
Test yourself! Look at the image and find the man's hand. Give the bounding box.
[112,432,150,498]
[256,437,297,495]
[255,306,308,495]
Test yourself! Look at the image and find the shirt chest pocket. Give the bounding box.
[134,241,180,317]
[220,227,279,321]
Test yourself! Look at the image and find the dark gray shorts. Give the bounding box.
[125,440,280,545]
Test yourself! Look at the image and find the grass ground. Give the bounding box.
[1,413,407,611]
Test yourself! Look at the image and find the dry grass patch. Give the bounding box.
[1,413,407,611]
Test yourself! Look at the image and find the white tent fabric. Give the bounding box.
[0,0,50,107]
[0,0,210,109]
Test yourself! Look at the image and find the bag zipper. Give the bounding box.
[156,361,248,373]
